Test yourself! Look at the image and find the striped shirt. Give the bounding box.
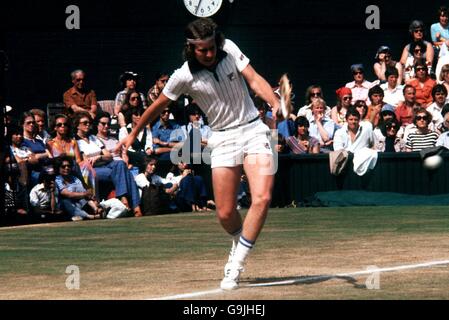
[406,131,439,151]
[163,39,258,131]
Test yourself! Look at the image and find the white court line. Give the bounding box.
[149,259,449,300]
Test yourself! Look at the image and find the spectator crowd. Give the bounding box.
[3,6,449,224]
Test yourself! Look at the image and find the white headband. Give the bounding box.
[186,32,215,45]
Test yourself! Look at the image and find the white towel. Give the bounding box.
[353,147,378,176]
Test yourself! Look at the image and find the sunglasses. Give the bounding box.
[414,29,423,33]
[25,121,36,125]
[61,164,71,169]
[415,67,426,71]
[416,115,428,121]
[80,121,91,125]
[311,92,321,97]
[387,125,398,130]
[343,96,353,101]
[75,78,84,82]
[130,96,140,101]
[414,49,424,54]
[55,122,67,127]
[353,71,363,75]
[99,121,110,126]
[158,79,168,83]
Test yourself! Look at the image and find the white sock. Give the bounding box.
[233,235,255,265]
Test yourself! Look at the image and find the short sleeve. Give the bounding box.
[55,176,66,192]
[162,66,190,102]
[223,39,250,72]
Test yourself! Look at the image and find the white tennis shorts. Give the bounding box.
[207,119,273,168]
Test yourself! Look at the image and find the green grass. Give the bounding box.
[0,206,448,299]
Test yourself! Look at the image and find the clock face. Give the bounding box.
[184,0,223,17]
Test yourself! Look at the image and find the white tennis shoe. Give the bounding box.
[220,262,244,290]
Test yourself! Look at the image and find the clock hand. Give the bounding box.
[195,0,203,14]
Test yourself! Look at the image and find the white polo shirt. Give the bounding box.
[163,39,259,131]
[333,121,374,152]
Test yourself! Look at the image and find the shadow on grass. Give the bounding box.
[245,274,366,289]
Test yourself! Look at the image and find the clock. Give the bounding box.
[184,0,223,17]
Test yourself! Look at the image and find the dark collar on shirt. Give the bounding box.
[188,49,228,75]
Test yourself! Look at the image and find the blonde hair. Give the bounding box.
[440,64,449,81]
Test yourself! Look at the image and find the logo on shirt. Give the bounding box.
[227,72,236,81]
[240,54,245,61]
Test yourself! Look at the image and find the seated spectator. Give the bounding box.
[333,107,374,152]
[365,85,387,127]
[114,71,147,117]
[427,84,448,130]
[29,172,64,219]
[378,104,397,127]
[354,100,369,121]
[47,114,96,192]
[374,118,406,152]
[30,108,51,144]
[95,111,129,164]
[436,103,449,134]
[117,90,145,128]
[400,20,434,75]
[285,116,320,154]
[134,157,178,214]
[74,112,142,217]
[432,7,449,79]
[147,71,170,107]
[406,108,439,151]
[21,111,53,187]
[381,67,404,108]
[436,108,449,147]
[345,64,378,104]
[439,64,449,102]
[373,46,403,85]
[403,40,428,82]
[55,156,103,221]
[431,6,449,48]
[406,58,437,107]
[308,98,336,152]
[296,85,332,119]
[395,85,421,127]
[6,125,29,215]
[118,107,154,170]
[331,87,353,126]
[178,103,212,164]
[152,107,181,160]
[166,161,212,212]
[63,69,97,119]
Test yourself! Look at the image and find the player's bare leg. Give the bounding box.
[212,167,243,276]
[219,154,274,290]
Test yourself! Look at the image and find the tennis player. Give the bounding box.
[117,18,281,290]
